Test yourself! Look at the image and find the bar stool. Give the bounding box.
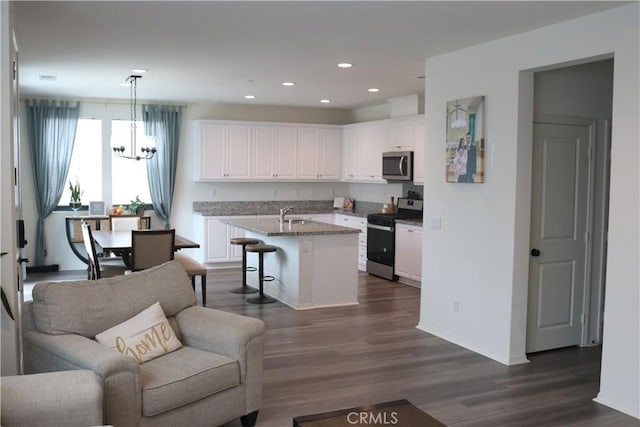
[245,244,277,304]
[230,237,260,294]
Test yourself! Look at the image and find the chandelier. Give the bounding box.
[112,75,156,160]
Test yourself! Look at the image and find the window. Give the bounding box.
[61,118,102,205]
[111,120,152,205]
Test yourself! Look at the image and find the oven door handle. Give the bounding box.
[368,224,394,232]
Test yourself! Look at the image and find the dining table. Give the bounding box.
[92,230,200,267]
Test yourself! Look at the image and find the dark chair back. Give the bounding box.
[80,221,100,280]
[131,229,176,271]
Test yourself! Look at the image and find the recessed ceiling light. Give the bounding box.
[39,74,57,82]
[282,82,295,87]
[131,68,148,74]
[337,63,353,69]
[367,88,380,93]
[244,95,256,99]
[320,99,331,103]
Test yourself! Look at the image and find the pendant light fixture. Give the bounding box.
[449,100,467,129]
[112,74,156,160]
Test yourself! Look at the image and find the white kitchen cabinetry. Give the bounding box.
[195,121,252,181]
[298,127,341,180]
[200,216,251,264]
[252,125,297,180]
[334,214,368,271]
[386,118,416,151]
[395,223,423,284]
[342,123,385,182]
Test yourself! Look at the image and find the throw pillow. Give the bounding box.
[95,302,182,363]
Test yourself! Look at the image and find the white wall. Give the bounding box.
[418,4,638,418]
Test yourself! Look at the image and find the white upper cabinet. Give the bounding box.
[195,121,252,180]
[342,127,358,180]
[194,117,420,183]
[298,127,341,180]
[343,117,425,183]
[358,124,385,182]
[253,125,297,180]
[385,118,416,151]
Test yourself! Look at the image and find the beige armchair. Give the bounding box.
[23,261,265,427]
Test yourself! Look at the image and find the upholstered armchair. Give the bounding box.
[22,261,265,427]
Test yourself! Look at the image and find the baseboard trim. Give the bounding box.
[416,322,529,366]
[594,392,640,419]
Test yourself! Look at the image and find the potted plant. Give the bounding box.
[128,195,145,214]
[69,179,83,211]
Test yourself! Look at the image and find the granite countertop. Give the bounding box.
[193,200,383,218]
[224,218,361,236]
[395,218,423,226]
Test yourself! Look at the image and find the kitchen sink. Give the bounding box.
[277,218,314,225]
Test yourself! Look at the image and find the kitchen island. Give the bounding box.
[224,218,360,309]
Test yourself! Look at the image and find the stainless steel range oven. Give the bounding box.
[367,198,423,280]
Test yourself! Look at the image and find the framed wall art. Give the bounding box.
[445,96,485,183]
[88,201,105,216]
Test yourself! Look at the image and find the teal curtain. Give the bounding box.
[468,113,476,142]
[25,100,80,265]
[142,104,182,229]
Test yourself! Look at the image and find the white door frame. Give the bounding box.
[530,113,598,349]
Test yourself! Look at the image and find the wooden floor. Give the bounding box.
[25,269,638,427]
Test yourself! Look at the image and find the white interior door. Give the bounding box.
[527,121,592,353]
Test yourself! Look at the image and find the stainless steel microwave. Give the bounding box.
[382,151,413,181]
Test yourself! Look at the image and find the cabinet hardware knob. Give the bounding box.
[531,248,541,257]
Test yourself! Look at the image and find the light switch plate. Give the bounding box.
[430,216,442,230]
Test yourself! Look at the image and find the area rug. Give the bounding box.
[293,399,446,427]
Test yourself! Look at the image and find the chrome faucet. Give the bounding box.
[279,206,294,223]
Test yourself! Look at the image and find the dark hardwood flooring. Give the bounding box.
[25,269,638,427]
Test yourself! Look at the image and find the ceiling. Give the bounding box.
[13,1,625,109]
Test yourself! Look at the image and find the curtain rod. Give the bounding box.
[20,96,189,108]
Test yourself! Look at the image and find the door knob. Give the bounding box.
[530,248,541,257]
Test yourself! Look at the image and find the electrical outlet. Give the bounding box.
[453,300,460,312]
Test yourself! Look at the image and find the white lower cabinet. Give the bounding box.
[395,223,423,283]
[334,214,368,271]
[201,216,251,263]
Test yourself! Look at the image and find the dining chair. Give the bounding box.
[80,221,128,280]
[109,214,142,231]
[130,229,176,272]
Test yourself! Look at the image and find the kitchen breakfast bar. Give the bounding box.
[224,218,360,310]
